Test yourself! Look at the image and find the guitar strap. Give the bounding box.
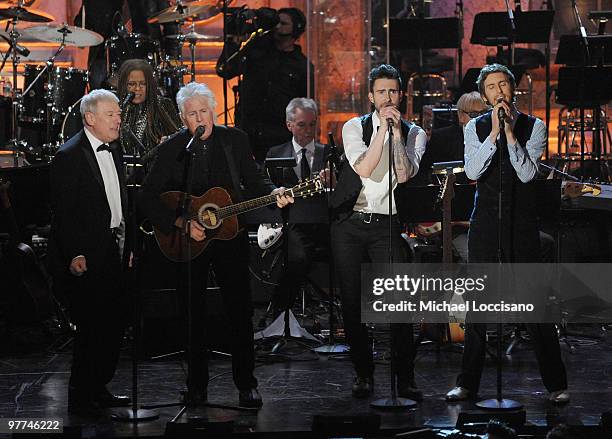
[220,127,244,202]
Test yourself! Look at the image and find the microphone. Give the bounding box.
[185,125,206,152]
[496,97,506,126]
[386,118,394,127]
[122,92,135,107]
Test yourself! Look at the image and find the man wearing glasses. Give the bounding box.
[411,91,488,186]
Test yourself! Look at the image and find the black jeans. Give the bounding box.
[178,232,257,392]
[456,218,568,394]
[331,213,416,384]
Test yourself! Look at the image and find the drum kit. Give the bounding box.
[0,0,224,165]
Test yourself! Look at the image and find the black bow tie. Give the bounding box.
[97,143,114,153]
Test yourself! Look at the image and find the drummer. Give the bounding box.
[116,59,181,166]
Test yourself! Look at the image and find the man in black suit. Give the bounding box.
[49,89,130,415]
[139,82,293,408]
[265,97,330,317]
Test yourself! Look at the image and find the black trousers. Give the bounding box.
[331,214,416,384]
[68,234,127,397]
[456,218,568,394]
[272,224,329,312]
[178,232,257,392]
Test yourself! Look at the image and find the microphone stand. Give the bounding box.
[570,0,590,180]
[502,0,516,65]
[313,133,348,355]
[113,123,158,422]
[371,120,415,409]
[475,112,522,410]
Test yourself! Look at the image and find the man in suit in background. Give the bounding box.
[265,98,330,318]
[49,89,130,415]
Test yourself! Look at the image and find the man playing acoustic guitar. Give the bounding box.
[139,82,293,408]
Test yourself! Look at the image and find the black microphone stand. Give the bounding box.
[476,111,522,410]
[570,0,590,180]
[112,128,158,422]
[371,120,415,409]
[313,133,348,355]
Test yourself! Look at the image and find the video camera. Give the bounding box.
[224,6,280,38]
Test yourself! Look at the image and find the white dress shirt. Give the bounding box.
[84,128,123,228]
[342,111,427,214]
[292,138,315,179]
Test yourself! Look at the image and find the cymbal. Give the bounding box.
[0,5,54,23]
[148,1,221,24]
[22,24,104,47]
[165,31,222,43]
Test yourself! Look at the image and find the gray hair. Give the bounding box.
[176,82,217,115]
[80,89,119,122]
[286,97,318,122]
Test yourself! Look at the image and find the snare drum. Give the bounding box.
[106,33,160,76]
[20,65,88,126]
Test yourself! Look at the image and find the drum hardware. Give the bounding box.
[147,0,225,25]
[0,3,53,23]
[149,1,230,86]
[0,1,56,160]
[105,33,160,78]
[19,25,75,147]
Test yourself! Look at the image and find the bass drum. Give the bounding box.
[59,98,84,143]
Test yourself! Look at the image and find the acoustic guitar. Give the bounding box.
[154,177,324,262]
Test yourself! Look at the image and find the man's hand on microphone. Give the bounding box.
[379,105,401,133]
[489,99,513,142]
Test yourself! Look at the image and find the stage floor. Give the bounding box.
[1,322,611,437]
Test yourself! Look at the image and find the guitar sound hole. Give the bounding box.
[199,208,221,229]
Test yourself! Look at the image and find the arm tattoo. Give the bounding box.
[354,151,367,167]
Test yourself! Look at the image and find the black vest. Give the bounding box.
[472,111,537,225]
[330,113,412,222]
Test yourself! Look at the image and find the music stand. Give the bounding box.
[389,17,461,121]
[555,34,612,171]
[395,184,475,225]
[395,177,474,352]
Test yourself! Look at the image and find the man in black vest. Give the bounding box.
[139,82,293,408]
[445,64,569,404]
[331,64,427,399]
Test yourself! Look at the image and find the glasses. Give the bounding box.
[127,81,146,89]
[460,109,487,118]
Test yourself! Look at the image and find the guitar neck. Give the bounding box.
[216,193,278,219]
